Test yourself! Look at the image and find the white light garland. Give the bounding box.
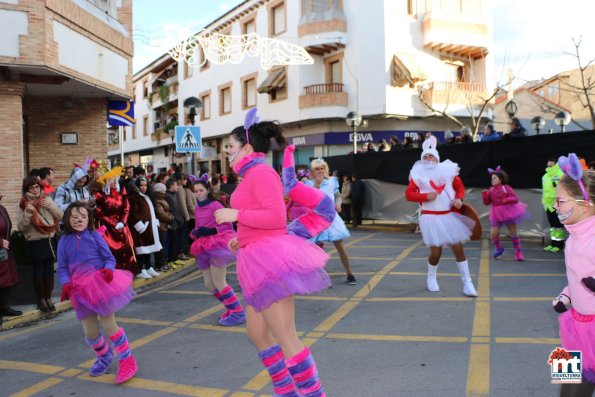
[168,32,313,70]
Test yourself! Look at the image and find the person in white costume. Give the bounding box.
[405,136,478,297]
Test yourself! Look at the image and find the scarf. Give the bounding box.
[19,192,60,234]
[233,152,266,177]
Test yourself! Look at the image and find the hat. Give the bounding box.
[96,166,123,185]
[421,135,440,161]
[444,130,453,139]
[153,183,166,193]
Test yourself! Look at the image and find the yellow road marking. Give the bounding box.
[327,332,467,343]
[493,297,552,301]
[183,304,225,323]
[495,337,560,344]
[0,317,68,342]
[330,256,393,261]
[492,273,565,277]
[367,297,473,302]
[188,324,248,334]
[295,296,348,301]
[78,372,228,396]
[135,271,201,298]
[466,239,491,396]
[56,368,84,377]
[0,359,63,374]
[10,377,63,397]
[117,317,174,326]
[229,393,256,397]
[389,271,472,277]
[243,369,272,391]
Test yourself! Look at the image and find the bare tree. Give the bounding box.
[562,36,595,129]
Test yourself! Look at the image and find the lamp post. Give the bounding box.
[183,97,202,174]
[554,111,571,133]
[345,111,363,155]
[530,116,546,135]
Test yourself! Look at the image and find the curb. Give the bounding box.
[0,258,196,331]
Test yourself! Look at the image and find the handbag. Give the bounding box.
[0,248,7,262]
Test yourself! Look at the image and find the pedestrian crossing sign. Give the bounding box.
[175,126,202,153]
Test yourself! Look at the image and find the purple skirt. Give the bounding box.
[190,230,236,270]
[489,202,530,227]
[236,234,331,312]
[558,308,595,383]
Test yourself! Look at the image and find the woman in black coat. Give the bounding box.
[0,197,22,322]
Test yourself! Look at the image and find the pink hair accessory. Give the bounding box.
[487,165,502,174]
[558,153,589,201]
[198,173,210,184]
[243,108,260,145]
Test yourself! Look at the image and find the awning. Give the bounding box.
[391,53,427,87]
[257,67,286,94]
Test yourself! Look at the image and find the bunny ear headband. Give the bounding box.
[487,165,502,175]
[297,169,311,179]
[558,153,589,202]
[420,135,440,161]
[198,173,210,184]
[243,108,260,145]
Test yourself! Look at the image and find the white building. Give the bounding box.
[111,0,493,176]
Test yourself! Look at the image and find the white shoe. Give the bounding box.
[137,269,152,279]
[427,277,440,292]
[147,267,160,277]
[463,281,478,297]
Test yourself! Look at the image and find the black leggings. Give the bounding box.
[32,258,54,278]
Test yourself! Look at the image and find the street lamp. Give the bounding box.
[505,100,518,119]
[530,116,546,135]
[554,111,571,133]
[183,96,202,125]
[345,111,363,154]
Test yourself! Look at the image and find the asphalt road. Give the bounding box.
[0,229,569,396]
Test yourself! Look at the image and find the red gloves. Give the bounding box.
[61,283,72,302]
[98,268,113,283]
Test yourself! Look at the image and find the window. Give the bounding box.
[258,66,287,102]
[131,125,136,140]
[269,0,286,36]
[199,46,209,70]
[143,116,148,136]
[184,61,193,79]
[143,80,148,99]
[324,52,343,84]
[242,73,258,109]
[219,83,232,115]
[200,91,211,120]
[242,17,256,34]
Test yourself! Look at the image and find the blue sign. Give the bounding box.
[107,100,135,127]
[324,130,450,145]
[176,126,202,153]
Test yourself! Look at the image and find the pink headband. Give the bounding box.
[487,165,502,175]
[558,154,589,202]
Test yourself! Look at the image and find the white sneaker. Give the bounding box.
[137,269,152,279]
[147,267,160,277]
[427,277,440,292]
[463,281,478,297]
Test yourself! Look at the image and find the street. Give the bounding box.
[0,229,567,396]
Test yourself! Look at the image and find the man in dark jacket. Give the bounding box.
[351,175,366,227]
[165,179,185,266]
[507,117,527,138]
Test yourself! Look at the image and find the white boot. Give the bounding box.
[456,260,477,297]
[147,267,160,277]
[137,269,152,279]
[427,263,440,292]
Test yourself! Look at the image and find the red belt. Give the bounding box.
[421,209,452,215]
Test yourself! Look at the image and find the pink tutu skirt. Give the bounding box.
[558,308,595,383]
[237,234,331,312]
[419,212,475,247]
[489,202,530,227]
[190,230,236,270]
[69,264,135,320]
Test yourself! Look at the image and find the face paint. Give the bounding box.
[70,208,89,232]
[557,207,574,223]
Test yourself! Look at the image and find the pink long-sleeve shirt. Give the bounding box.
[194,200,233,233]
[482,184,519,206]
[559,214,595,315]
[231,163,287,248]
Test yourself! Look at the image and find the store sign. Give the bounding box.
[325,130,448,145]
[289,133,326,147]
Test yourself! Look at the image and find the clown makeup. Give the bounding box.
[194,183,209,202]
[226,135,244,167]
[491,174,502,187]
[109,179,118,190]
[554,184,593,224]
[139,179,148,194]
[69,207,89,232]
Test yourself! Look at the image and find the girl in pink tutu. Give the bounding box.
[57,201,137,384]
[189,173,245,327]
[482,166,530,261]
[214,108,331,397]
[551,153,595,394]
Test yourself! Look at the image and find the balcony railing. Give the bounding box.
[421,81,487,106]
[304,83,344,95]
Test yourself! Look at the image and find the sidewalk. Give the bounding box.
[0,258,197,331]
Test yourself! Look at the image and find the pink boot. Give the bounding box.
[109,328,138,384]
[514,251,525,261]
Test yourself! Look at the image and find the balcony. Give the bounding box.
[420,81,487,107]
[299,83,348,109]
[298,2,347,56]
[422,11,489,59]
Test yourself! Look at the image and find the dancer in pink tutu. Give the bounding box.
[482,166,530,261]
[57,201,137,384]
[214,109,331,397]
[551,153,595,395]
[189,173,245,327]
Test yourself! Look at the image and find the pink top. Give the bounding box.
[194,200,233,233]
[482,184,519,206]
[559,214,595,315]
[231,163,287,248]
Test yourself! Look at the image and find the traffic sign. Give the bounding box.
[175,126,202,153]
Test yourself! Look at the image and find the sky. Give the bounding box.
[132,0,595,87]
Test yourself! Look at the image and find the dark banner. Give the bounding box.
[324,130,595,188]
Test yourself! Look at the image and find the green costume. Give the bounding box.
[541,163,566,251]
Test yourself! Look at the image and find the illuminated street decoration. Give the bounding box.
[168,32,313,70]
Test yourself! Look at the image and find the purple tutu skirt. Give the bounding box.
[558,308,595,383]
[190,230,236,270]
[237,234,331,312]
[489,202,530,227]
[70,264,135,320]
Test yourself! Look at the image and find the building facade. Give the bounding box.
[0,0,134,221]
[114,0,492,176]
